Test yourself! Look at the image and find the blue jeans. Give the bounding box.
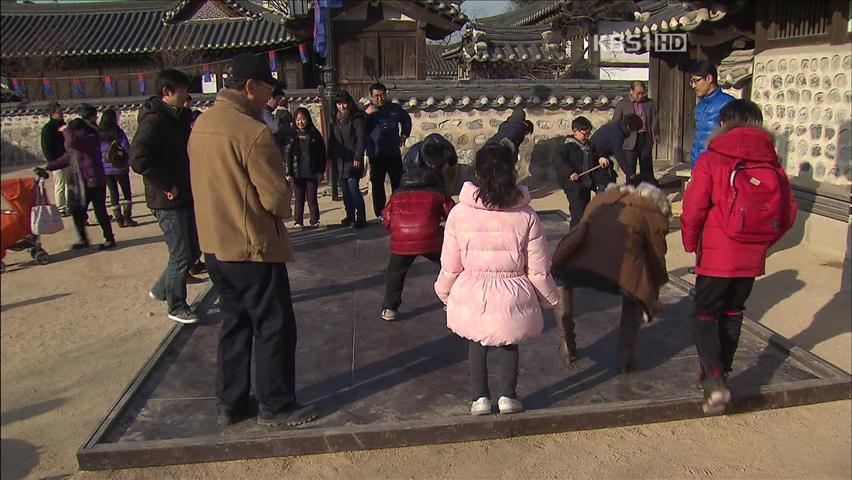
[340,176,366,221]
[151,206,200,314]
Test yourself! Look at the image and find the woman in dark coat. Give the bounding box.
[285,107,326,228]
[42,118,116,250]
[329,91,367,228]
[98,108,137,228]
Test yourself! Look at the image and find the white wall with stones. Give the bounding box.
[2,101,617,189]
[751,44,852,187]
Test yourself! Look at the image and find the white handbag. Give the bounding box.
[30,179,64,235]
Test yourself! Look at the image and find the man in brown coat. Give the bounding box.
[189,53,314,428]
[550,180,670,372]
[612,81,660,183]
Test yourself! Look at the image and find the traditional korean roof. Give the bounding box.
[717,48,754,88]
[426,43,457,79]
[412,0,468,26]
[445,0,646,67]
[620,2,727,37]
[0,0,294,59]
[357,79,632,110]
[474,0,566,28]
[442,23,580,64]
[1,80,631,115]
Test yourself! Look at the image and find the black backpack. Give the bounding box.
[105,140,128,168]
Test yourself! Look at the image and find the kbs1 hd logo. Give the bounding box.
[594,33,688,53]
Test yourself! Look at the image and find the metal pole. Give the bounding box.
[321,3,339,201]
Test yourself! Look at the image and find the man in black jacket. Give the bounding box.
[365,82,412,220]
[130,69,199,325]
[589,114,643,187]
[40,102,69,216]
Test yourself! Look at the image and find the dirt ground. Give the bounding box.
[1,167,849,480]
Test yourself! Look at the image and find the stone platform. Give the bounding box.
[77,212,851,470]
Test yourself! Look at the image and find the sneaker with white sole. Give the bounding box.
[381,309,397,321]
[470,397,491,415]
[168,309,198,324]
[497,396,523,414]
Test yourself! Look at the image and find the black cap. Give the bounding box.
[228,53,275,86]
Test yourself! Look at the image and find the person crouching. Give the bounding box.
[550,178,671,372]
[380,139,455,321]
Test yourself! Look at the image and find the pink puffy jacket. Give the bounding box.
[435,182,559,346]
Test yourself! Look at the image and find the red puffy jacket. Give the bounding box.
[382,188,454,255]
[682,126,797,278]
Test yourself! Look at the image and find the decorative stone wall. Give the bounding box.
[402,107,614,188]
[2,100,617,187]
[1,106,145,168]
[751,45,852,186]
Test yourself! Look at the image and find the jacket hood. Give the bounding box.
[706,125,778,163]
[137,96,183,124]
[459,181,530,210]
[603,182,672,219]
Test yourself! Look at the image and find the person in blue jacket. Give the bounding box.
[690,60,734,166]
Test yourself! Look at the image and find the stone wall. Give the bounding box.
[403,107,615,190]
[1,101,616,188]
[751,44,852,186]
[1,106,143,169]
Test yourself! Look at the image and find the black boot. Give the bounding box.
[122,201,138,227]
[112,206,126,228]
[554,287,578,364]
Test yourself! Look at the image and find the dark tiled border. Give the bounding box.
[76,214,851,471]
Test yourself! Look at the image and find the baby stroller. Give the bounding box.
[1,176,51,273]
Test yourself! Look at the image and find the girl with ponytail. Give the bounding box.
[435,143,559,416]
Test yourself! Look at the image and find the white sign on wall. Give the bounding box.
[202,73,218,94]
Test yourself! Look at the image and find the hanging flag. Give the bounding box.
[72,77,84,97]
[313,0,341,59]
[314,0,327,58]
[10,78,23,96]
[137,73,147,94]
[42,78,53,98]
[103,75,114,95]
[299,42,311,64]
[267,51,277,72]
[202,64,212,83]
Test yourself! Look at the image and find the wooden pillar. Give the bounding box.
[415,20,426,80]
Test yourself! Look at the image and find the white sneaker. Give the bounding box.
[470,397,491,416]
[497,396,523,414]
[381,309,397,321]
[294,223,303,229]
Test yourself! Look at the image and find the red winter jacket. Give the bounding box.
[682,125,797,278]
[382,188,455,255]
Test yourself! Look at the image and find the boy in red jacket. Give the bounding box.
[681,99,797,415]
[381,139,455,321]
